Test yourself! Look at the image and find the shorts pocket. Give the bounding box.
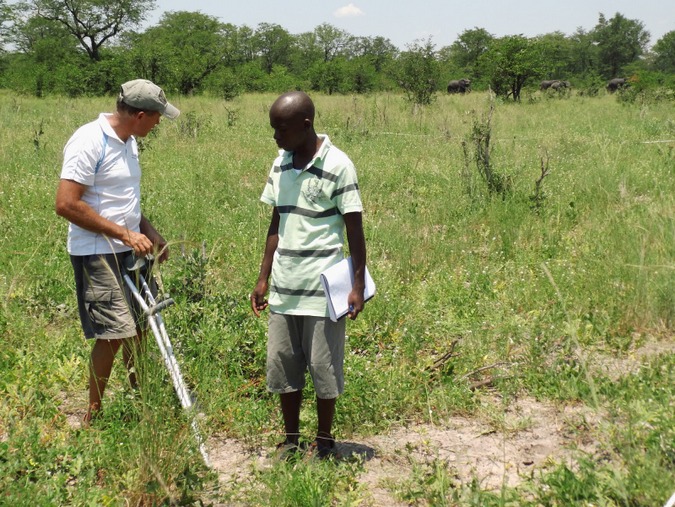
[84,287,114,325]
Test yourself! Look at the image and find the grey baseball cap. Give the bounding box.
[119,79,180,119]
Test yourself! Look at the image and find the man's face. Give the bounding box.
[269,108,308,152]
[134,111,162,137]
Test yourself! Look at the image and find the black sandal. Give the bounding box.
[311,432,339,459]
[275,438,301,461]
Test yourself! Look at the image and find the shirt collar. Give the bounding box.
[281,134,332,170]
[98,113,127,143]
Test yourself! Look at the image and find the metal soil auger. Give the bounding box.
[123,254,210,467]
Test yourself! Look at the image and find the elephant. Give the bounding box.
[447,78,471,94]
[550,80,570,91]
[541,80,570,91]
[607,78,628,93]
[540,80,558,90]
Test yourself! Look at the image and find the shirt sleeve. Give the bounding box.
[333,160,363,214]
[60,129,102,186]
[260,156,283,206]
[260,164,278,206]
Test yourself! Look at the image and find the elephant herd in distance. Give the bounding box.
[445,77,629,94]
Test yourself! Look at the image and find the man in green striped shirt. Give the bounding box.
[251,91,367,458]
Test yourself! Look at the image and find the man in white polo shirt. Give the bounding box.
[251,91,368,459]
[55,79,179,425]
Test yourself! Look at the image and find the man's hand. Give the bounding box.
[139,216,169,263]
[347,288,365,320]
[123,230,155,258]
[251,280,269,317]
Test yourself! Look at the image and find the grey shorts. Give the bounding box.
[71,253,152,340]
[267,313,346,399]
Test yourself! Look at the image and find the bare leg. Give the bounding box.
[122,332,143,390]
[85,338,123,424]
[315,396,337,457]
[316,396,336,439]
[279,390,303,444]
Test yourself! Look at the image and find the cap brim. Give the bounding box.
[162,102,180,120]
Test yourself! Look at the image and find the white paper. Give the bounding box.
[320,257,376,322]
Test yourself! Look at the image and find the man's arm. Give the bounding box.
[251,207,280,317]
[344,211,366,320]
[55,178,154,257]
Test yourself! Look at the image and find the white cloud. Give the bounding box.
[333,3,365,18]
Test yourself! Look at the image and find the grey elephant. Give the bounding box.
[447,78,471,94]
[607,78,628,93]
[550,80,570,91]
[540,80,558,90]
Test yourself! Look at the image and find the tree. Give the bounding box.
[314,23,350,62]
[347,35,397,91]
[652,31,675,73]
[395,37,440,105]
[567,27,599,77]
[253,23,293,74]
[592,12,650,78]
[7,6,73,53]
[348,35,398,71]
[2,4,96,96]
[536,31,574,79]
[231,24,255,63]
[308,57,347,94]
[1,0,13,51]
[127,11,228,95]
[290,31,321,76]
[447,27,493,81]
[479,35,544,101]
[23,0,155,61]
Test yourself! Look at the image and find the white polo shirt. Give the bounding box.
[60,113,141,255]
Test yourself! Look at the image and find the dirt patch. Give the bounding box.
[589,335,675,381]
[206,396,601,505]
[56,388,88,430]
[354,398,599,496]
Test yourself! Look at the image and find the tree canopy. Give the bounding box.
[593,12,650,79]
[24,0,155,61]
[0,5,672,101]
[653,31,675,73]
[479,35,544,101]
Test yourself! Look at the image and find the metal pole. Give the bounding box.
[123,271,210,466]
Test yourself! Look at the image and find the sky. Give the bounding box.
[144,0,673,50]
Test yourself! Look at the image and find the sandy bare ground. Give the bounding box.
[205,334,674,505]
[207,396,601,506]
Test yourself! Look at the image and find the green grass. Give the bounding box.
[1,89,673,505]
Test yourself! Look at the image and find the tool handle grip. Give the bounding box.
[146,298,175,316]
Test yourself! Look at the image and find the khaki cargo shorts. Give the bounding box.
[71,253,154,340]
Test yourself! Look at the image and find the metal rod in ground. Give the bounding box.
[123,273,210,466]
[139,278,211,466]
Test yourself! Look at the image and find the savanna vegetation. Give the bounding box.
[0,0,674,103]
[1,87,673,505]
[1,0,674,505]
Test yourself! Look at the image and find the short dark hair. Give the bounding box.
[116,97,147,116]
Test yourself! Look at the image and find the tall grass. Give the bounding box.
[1,89,673,505]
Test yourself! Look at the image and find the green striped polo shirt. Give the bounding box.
[261,134,363,316]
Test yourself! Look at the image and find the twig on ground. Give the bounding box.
[468,376,511,391]
[461,362,509,380]
[428,339,460,371]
